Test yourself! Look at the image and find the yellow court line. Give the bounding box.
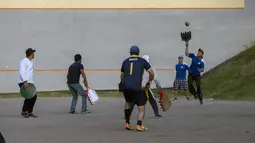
[0,68,175,73]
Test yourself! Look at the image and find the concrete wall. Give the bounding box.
[0,0,255,93]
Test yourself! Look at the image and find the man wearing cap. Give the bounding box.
[185,42,205,105]
[173,56,189,100]
[67,54,90,114]
[120,45,154,131]
[19,48,38,118]
[142,55,162,118]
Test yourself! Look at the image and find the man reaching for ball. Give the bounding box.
[185,42,205,105]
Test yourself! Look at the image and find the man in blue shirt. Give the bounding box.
[185,42,205,105]
[120,45,154,131]
[173,56,190,100]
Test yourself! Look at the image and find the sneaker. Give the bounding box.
[21,111,29,118]
[136,125,148,131]
[81,110,90,114]
[69,111,76,114]
[28,113,38,118]
[172,97,177,101]
[155,114,162,118]
[125,123,133,130]
[186,97,190,100]
[199,100,203,105]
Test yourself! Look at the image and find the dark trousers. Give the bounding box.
[19,83,37,113]
[188,73,203,101]
[145,88,160,116]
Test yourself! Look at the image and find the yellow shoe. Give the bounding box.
[125,123,133,130]
[136,125,148,131]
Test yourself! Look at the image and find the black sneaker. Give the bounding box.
[199,100,204,105]
[69,111,76,114]
[186,97,190,100]
[81,110,90,114]
[155,114,162,118]
[21,111,29,118]
[172,97,177,101]
[28,113,38,118]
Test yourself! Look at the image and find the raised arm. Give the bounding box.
[185,43,196,58]
[185,43,189,57]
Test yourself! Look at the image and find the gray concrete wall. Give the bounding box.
[0,0,255,93]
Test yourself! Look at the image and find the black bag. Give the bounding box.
[180,31,192,42]
[118,82,124,92]
[0,132,6,143]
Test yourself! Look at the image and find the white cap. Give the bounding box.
[142,55,150,63]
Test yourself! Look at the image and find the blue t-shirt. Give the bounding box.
[175,63,189,80]
[121,55,152,91]
[188,53,205,75]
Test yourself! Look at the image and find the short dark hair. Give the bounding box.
[74,54,82,62]
[198,48,204,55]
[26,48,36,57]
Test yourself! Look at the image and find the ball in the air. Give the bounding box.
[185,22,190,27]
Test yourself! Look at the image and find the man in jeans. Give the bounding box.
[185,42,205,105]
[67,54,90,114]
[19,48,38,118]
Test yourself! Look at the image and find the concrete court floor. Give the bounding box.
[0,97,255,143]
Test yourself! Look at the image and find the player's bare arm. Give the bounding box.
[147,69,155,84]
[185,43,189,57]
[81,69,89,88]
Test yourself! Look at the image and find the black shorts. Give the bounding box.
[123,89,147,106]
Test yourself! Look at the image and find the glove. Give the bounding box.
[180,31,192,43]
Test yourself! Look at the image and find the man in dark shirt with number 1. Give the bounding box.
[120,45,154,132]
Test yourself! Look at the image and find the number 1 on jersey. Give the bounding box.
[130,62,133,75]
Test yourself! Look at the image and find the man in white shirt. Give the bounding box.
[142,55,162,118]
[19,48,38,118]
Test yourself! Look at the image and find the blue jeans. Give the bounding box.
[67,83,87,112]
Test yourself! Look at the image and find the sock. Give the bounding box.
[124,109,131,124]
[137,120,142,126]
